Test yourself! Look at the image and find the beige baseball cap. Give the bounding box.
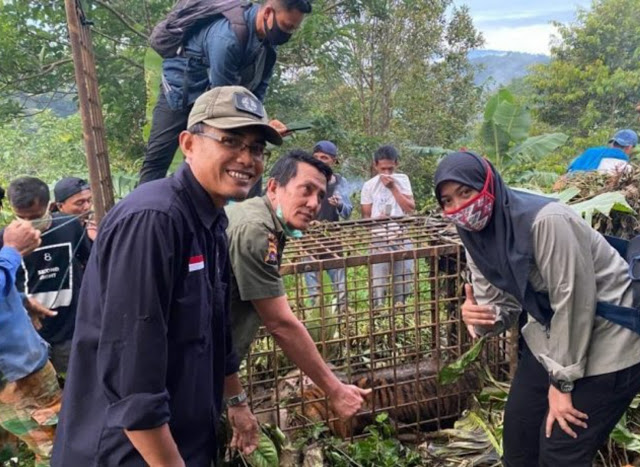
[187,86,283,145]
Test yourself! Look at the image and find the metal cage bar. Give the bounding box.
[244,216,516,439]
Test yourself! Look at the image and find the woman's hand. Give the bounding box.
[461,284,496,338]
[545,385,588,439]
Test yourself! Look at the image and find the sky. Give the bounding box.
[461,0,592,54]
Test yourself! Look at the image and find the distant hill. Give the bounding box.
[8,91,77,118]
[468,50,550,90]
[21,92,77,117]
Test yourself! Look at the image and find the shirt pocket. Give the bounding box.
[170,271,212,345]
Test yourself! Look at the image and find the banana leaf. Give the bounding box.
[569,191,635,225]
[438,338,486,385]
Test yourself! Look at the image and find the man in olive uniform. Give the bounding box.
[225,151,370,420]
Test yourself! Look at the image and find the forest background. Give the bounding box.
[0,0,639,213]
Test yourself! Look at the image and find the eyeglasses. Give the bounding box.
[196,132,267,161]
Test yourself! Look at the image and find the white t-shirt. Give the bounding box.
[597,158,632,175]
[360,173,413,218]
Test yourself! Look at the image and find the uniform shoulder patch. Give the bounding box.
[264,232,279,265]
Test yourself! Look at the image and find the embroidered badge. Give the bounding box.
[264,233,279,265]
[234,93,264,118]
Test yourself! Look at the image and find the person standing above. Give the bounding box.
[567,129,637,174]
[435,151,640,467]
[53,177,97,242]
[225,151,370,418]
[138,0,311,184]
[2,177,91,375]
[360,145,415,306]
[0,192,62,467]
[304,140,352,307]
[52,86,281,466]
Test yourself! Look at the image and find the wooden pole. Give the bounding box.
[64,0,114,222]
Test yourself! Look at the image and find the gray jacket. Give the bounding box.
[469,202,640,382]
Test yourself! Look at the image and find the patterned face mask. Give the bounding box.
[443,161,495,232]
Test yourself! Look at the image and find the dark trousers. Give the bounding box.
[138,91,192,185]
[503,347,640,467]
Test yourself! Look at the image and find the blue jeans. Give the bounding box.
[371,239,414,306]
[304,266,346,306]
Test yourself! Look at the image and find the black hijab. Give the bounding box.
[434,151,555,314]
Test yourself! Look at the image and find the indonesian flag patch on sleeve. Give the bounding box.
[189,254,205,272]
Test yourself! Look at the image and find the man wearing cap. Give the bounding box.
[2,176,92,375]
[53,177,97,242]
[303,141,352,307]
[567,129,638,174]
[52,86,280,466]
[225,150,370,420]
[138,0,312,186]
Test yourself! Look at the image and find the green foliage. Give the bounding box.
[244,431,279,467]
[0,0,174,164]
[438,337,486,385]
[261,0,485,210]
[528,0,640,135]
[0,111,86,187]
[610,413,640,454]
[0,111,137,211]
[477,88,568,184]
[324,413,423,467]
[143,48,163,143]
[569,191,635,224]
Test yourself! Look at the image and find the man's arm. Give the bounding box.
[224,373,259,455]
[253,295,370,418]
[360,181,373,219]
[390,187,415,213]
[124,427,184,467]
[0,246,21,298]
[95,211,183,465]
[205,32,242,87]
[380,175,414,214]
[336,177,353,220]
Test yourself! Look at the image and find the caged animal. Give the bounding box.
[284,359,481,438]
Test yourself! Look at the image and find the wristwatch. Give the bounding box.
[549,375,574,393]
[225,390,248,407]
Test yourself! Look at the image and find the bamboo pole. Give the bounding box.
[64,0,114,222]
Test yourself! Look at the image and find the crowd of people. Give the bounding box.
[0,88,417,465]
[1,0,639,465]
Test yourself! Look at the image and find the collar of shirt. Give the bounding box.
[260,195,285,236]
[175,163,228,230]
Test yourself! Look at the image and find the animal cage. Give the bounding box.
[241,216,517,440]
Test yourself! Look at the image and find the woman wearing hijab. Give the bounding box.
[434,151,640,466]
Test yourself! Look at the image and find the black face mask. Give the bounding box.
[263,13,292,46]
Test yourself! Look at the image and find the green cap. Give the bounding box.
[187,86,283,145]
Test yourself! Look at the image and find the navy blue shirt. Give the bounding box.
[52,164,239,467]
[162,4,277,110]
